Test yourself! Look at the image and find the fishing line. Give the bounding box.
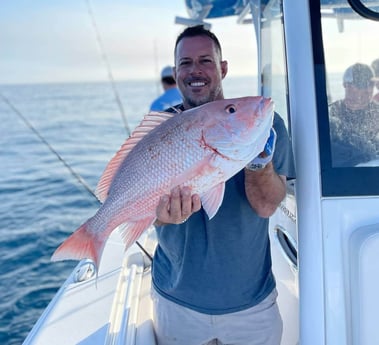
[84,0,131,137]
[2,93,152,262]
[1,93,98,202]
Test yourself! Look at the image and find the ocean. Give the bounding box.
[0,76,257,344]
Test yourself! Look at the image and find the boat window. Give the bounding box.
[312,0,379,195]
[259,1,290,129]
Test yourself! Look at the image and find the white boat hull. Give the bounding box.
[23,228,157,345]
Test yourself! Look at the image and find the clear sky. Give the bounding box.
[0,0,257,85]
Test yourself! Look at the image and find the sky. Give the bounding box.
[0,0,257,85]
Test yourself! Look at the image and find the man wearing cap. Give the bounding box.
[329,63,379,166]
[149,66,182,111]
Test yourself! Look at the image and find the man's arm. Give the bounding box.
[244,162,286,218]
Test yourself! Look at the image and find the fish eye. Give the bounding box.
[225,104,237,114]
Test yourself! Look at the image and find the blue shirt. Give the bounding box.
[152,111,295,315]
[149,87,182,112]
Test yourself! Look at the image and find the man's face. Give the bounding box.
[344,82,374,110]
[174,35,228,109]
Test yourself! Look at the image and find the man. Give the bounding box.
[329,63,379,167]
[149,65,182,111]
[152,25,295,345]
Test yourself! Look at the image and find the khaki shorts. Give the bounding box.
[152,288,283,345]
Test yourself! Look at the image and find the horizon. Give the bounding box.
[0,1,257,85]
[2,1,374,86]
[0,74,259,87]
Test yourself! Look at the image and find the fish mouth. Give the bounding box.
[259,97,274,115]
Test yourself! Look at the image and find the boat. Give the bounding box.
[23,0,379,344]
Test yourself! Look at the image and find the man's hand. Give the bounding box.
[155,186,201,225]
[245,128,277,171]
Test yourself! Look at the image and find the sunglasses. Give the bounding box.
[346,81,375,89]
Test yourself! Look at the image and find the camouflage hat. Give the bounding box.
[343,63,375,88]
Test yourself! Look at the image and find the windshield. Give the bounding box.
[258,0,379,196]
[322,1,379,168]
[259,1,289,129]
[316,0,379,195]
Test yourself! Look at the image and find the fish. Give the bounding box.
[51,96,274,268]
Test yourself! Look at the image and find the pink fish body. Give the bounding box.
[52,96,274,268]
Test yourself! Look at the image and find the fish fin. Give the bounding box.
[95,111,176,202]
[51,222,105,269]
[201,182,225,219]
[118,217,155,250]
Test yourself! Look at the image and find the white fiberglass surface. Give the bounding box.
[350,223,379,345]
[269,189,298,345]
[321,198,379,345]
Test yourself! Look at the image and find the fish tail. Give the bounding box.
[51,222,104,269]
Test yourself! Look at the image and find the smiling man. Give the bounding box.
[151,25,295,345]
[173,30,227,109]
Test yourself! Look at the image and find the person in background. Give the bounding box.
[149,65,182,111]
[371,58,379,104]
[329,62,379,166]
[152,25,295,345]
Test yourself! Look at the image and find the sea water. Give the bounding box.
[0,77,258,344]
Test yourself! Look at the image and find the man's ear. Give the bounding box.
[221,60,228,79]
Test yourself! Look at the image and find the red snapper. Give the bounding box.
[52,96,274,268]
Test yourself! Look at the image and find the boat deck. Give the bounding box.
[23,228,157,345]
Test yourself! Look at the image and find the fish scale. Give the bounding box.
[52,96,274,269]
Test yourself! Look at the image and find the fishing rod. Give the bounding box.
[84,0,131,137]
[1,93,153,262]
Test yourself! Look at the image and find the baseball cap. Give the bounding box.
[161,66,174,79]
[343,63,375,88]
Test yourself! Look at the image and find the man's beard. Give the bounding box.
[185,86,222,108]
[187,94,211,108]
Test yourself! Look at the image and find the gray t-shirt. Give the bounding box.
[152,111,295,315]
